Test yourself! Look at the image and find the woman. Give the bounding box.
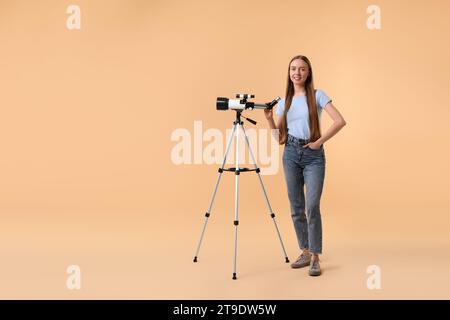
[264,55,346,276]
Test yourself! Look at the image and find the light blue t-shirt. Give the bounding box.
[275,89,332,140]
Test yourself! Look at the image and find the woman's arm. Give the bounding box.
[315,102,346,146]
[264,109,283,139]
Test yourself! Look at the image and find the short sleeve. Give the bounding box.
[275,98,285,117]
[316,89,332,111]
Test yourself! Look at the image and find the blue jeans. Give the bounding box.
[282,134,326,254]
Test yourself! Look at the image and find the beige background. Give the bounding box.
[0,0,449,299]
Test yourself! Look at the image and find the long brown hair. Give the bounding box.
[279,55,321,145]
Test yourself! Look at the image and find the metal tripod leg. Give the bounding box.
[193,123,237,263]
[232,122,241,280]
[241,126,290,263]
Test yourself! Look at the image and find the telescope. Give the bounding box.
[216,94,281,111]
[194,93,291,280]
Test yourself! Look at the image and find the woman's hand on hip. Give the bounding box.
[303,141,322,150]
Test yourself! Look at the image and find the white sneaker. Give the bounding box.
[309,259,321,276]
[290,253,311,269]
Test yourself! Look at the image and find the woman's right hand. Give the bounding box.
[264,109,273,120]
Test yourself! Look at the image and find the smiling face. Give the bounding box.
[289,58,310,86]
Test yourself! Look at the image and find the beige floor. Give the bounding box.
[0,211,449,299]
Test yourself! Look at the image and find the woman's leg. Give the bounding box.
[303,154,325,256]
[282,147,309,251]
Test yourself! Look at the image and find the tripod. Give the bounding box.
[193,110,290,280]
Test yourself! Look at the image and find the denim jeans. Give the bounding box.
[282,134,326,254]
